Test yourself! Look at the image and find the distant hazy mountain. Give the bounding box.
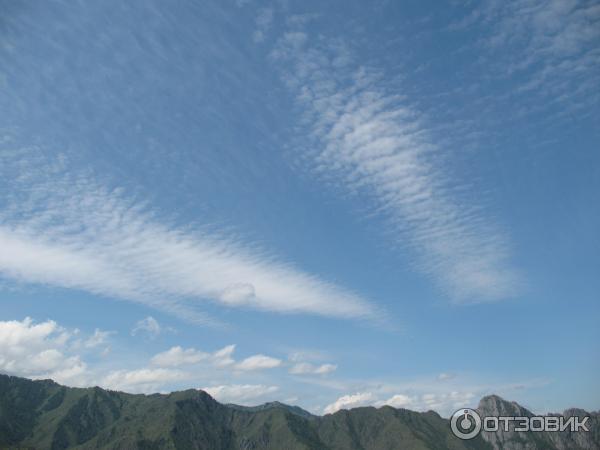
[0,373,597,449]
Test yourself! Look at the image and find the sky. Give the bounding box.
[0,0,599,417]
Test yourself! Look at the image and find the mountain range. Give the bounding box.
[0,373,597,449]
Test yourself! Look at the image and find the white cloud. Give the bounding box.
[289,362,337,375]
[0,316,548,414]
[102,368,188,394]
[482,0,600,64]
[323,389,479,416]
[373,391,474,411]
[219,283,256,305]
[376,393,414,408]
[0,150,377,322]
[151,344,283,373]
[151,344,236,368]
[151,346,209,367]
[202,384,279,405]
[323,392,374,414]
[273,31,520,302]
[131,316,162,338]
[287,349,337,375]
[0,317,88,386]
[235,354,282,371]
[314,363,337,375]
[454,0,600,114]
[0,316,282,395]
[316,372,547,417]
[212,344,236,367]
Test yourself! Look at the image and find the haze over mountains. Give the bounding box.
[1,374,597,450]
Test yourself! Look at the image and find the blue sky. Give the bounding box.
[0,0,598,416]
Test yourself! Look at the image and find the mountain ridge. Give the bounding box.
[0,373,597,449]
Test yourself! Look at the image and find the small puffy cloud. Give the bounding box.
[235,354,282,371]
[289,362,337,375]
[131,316,161,338]
[203,384,279,405]
[0,317,87,386]
[102,368,187,393]
[323,392,374,414]
[151,346,209,367]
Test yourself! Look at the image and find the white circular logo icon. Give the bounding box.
[450,408,482,440]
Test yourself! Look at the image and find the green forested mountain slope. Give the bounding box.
[0,373,596,450]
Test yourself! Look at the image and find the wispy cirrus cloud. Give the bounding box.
[0,147,378,323]
[453,0,600,116]
[480,0,600,68]
[272,32,520,302]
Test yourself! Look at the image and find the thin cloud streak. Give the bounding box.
[273,32,520,302]
[0,149,378,323]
